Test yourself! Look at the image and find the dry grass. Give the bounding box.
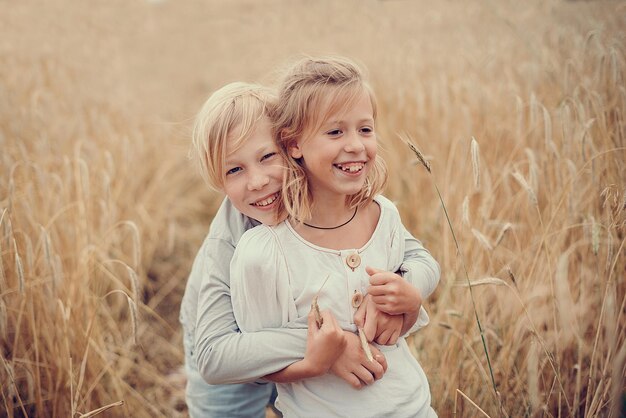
[1,1,625,417]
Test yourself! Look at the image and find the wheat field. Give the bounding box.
[1,1,624,417]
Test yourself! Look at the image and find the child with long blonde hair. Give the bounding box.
[230,56,438,417]
[183,79,439,417]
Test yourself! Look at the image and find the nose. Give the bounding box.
[247,168,270,191]
[343,130,365,153]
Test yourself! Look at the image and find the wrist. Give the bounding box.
[300,357,327,378]
[407,287,422,314]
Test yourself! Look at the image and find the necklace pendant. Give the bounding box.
[346,253,361,271]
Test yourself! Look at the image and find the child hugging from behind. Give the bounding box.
[229,56,439,417]
[183,80,439,417]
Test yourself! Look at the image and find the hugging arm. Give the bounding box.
[194,237,308,385]
[230,228,352,383]
[196,230,385,386]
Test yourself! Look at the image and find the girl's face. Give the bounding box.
[289,91,376,203]
[223,116,286,225]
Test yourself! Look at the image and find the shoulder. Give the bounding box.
[239,223,280,244]
[235,224,284,263]
[373,195,405,269]
[374,194,402,224]
[207,197,259,244]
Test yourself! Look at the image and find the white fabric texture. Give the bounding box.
[231,195,437,417]
[183,196,440,386]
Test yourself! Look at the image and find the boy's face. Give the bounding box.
[223,117,286,225]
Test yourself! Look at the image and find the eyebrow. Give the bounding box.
[323,117,374,126]
[224,143,276,165]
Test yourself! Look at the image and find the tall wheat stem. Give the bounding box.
[402,136,500,411]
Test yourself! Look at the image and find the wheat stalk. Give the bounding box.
[493,223,513,248]
[511,170,538,207]
[401,134,500,409]
[78,400,125,418]
[126,295,138,345]
[471,137,481,191]
[358,328,374,362]
[471,228,493,251]
[462,196,470,227]
[311,274,330,329]
[13,239,25,294]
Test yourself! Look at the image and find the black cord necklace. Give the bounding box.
[302,207,358,230]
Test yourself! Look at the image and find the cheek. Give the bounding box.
[271,159,287,182]
[367,140,378,157]
[223,179,246,209]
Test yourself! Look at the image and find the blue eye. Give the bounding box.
[327,129,342,137]
[360,126,374,134]
[226,167,242,176]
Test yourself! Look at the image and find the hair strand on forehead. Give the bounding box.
[190,82,277,191]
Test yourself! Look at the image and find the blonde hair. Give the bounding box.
[191,82,276,191]
[274,56,388,221]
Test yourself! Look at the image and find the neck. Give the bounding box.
[306,193,353,228]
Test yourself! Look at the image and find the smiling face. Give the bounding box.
[222,116,286,225]
[289,91,377,204]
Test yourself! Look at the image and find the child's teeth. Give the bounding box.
[338,163,363,172]
[255,193,277,207]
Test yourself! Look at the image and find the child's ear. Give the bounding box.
[288,140,303,159]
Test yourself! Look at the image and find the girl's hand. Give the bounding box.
[353,294,403,345]
[329,332,387,389]
[262,309,346,383]
[303,309,347,375]
[366,266,422,316]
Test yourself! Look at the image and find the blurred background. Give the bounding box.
[1,1,624,416]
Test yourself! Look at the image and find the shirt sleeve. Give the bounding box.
[399,224,441,300]
[231,226,297,332]
[194,235,307,385]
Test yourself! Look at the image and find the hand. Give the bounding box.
[366,266,422,315]
[304,309,347,375]
[329,332,387,389]
[354,294,403,345]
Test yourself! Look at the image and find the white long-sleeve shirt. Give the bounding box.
[230,196,438,417]
[181,197,440,385]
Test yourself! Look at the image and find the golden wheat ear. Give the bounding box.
[311,275,330,329]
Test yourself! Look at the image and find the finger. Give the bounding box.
[353,366,376,386]
[345,373,362,389]
[363,309,377,342]
[328,311,344,330]
[320,310,336,326]
[365,265,385,276]
[362,357,385,380]
[375,353,388,373]
[307,310,318,332]
[373,301,403,315]
[353,302,366,328]
[369,299,385,311]
[388,328,401,345]
[376,328,394,345]
[371,295,396,308]
[367,284,390,297]
[368,273,391,287]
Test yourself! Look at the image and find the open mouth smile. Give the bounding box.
[333,162,365,174]
[251,192,279,208]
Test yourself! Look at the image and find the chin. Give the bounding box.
[253,211,278,225]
